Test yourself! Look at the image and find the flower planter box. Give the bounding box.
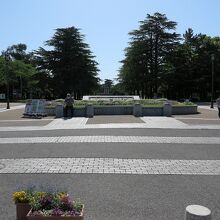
[26,207,84,220]
[16,203,31,220]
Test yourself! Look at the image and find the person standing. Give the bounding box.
[216,96,220,118]
[63,93,74,118]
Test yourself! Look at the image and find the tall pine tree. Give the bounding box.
[35,27,100,99]
[119,12,180,97]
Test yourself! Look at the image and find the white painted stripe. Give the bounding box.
[0,158,219,175]
[0,136,220,144]
[1,122,220,132]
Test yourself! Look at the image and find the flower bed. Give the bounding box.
[46,98,197,117]
[13,190,83,220]
[27,192,83,218]
[46,98,194,108]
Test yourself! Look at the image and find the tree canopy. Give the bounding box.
[0,53,37,101]
[1,17,220,101]
[35,27,100,99]
[119,12,180,98]
[118,12,220,100]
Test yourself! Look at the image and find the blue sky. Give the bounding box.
[1,0,220,82]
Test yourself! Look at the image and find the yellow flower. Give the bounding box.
[12,191,28,203]
[57,191,68,199]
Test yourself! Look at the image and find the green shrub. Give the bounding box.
[45,99,195,108]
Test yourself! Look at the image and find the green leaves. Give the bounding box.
[119,12,179,98]
[35,26,99,99]
[0,57,37,85]
[119,12,220,100]
[12,60,37,78]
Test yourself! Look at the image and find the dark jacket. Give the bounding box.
[64,97,74,107]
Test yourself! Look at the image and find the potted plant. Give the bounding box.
[13,191,32,220]
[27,192,84,220]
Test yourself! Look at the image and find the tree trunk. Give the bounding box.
[149,33,154,96]
[6,83,10,109]
[20,76,23,99]
[154,33,159,95]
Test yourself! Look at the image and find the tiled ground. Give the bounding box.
[0,120,53,127]
[0,135,220,144]
[0,105,219,219]
[177,118,220,125]
[0,158,219,175]
[87,115,144,124]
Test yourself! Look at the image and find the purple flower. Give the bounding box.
[51,208,63,216]
[60,195,73,211]
[30,211,43,216]
[66,210,76,216]
[40,195,53,209]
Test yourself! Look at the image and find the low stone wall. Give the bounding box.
[172,105,198,115]
[54,106,85,117]
[74,108,86,117]
[52,104,198,118]
[94,106,133,115]
[45,107,55,116]
[142,107,163,116]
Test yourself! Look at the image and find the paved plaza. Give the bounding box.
[0,158,219,175]
[0,135,220,144]
[0,104,220,219]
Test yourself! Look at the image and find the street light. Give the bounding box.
[210,54,215,108]
[4,53,11,109]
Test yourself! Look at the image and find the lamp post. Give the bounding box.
[210,54,215,108]
[4,53,11,109]
[20,75,22,99]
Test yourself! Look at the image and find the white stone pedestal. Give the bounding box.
[185,205,211,220]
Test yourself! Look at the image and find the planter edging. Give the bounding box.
[26,206,84,220]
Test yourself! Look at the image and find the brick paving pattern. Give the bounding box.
[0,135,220,144]
[0,158,219,175]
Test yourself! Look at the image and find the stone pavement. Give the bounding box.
[174,105,219,119]
[0,102,25,110]
[0,135,220,144]
[197,105,218,111]
[0,104,54,127]
[0,158,219,175]
[0,103,220,219]
[0,105,220,130]
[0,119,53,127]
[174,106,220,125]
[1,116,220,131]
[87,115,144,124]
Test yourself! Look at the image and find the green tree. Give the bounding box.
[119,40,149,97]
[35,27,100,99]
[166,30,220,100]
[4,44,39,99]
[0,54,37,108]
[6,44,29,61]
[119,12,180,98]
[119,13,220,101]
